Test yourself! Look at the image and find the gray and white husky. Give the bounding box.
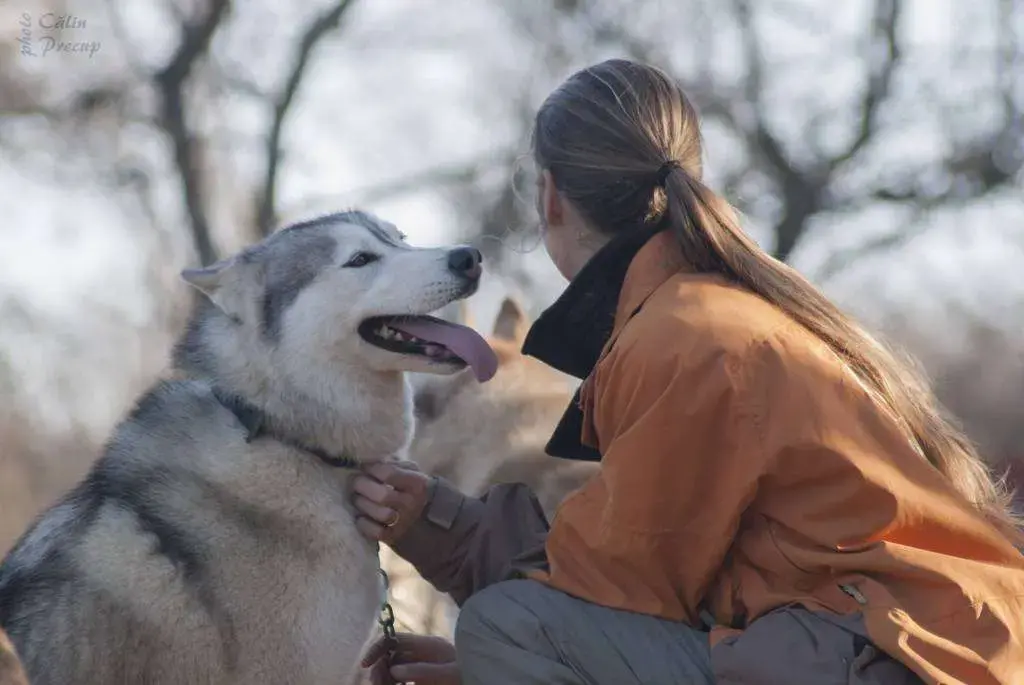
[0,210,498,685]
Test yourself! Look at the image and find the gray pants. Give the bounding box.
[455,579,715,685]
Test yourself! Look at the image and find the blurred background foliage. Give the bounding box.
[0,0,1022,550]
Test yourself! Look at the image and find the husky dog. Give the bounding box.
[0,210,498,685]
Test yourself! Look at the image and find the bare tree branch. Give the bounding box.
[731,0,828,261]
[724,0,906,260]
[455,94,536,265]
[359,154,512,206]
[940,8,1023,195]
[814,208,935,282]
[277,151,512,220]
[473,168,526,253]
[827,0,902,170]
[589,1,912,263]
[155,0,232,266]
[730,1,793,178]
[255,0,360,238]
[996,0,1022,123]
[869,134,1022,206]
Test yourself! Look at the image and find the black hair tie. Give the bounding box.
[655,159,681,187]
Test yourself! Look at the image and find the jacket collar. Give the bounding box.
[522,226,687,461]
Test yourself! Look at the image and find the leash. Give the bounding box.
[376,547,403,685]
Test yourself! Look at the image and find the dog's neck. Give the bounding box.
[173,306,413,463]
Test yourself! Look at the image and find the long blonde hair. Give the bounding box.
[533,58,1022,540]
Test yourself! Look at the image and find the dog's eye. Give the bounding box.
[343,252,379,268]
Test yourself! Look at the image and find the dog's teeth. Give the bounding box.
[394,332,405,341]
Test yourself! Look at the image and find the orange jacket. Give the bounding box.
[531,232,1024,684]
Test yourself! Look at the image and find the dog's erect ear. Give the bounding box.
[181,258,252,320]
[492,297,528,343]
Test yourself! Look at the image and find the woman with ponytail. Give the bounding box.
[354,59,1024,685]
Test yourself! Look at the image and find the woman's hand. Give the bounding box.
[361,633,460,685]
[352,460,431,545]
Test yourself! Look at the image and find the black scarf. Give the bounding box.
[522,225,664,462]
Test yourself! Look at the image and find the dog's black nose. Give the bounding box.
[447,247,483,280]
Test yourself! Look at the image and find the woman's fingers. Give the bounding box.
[394,635,458,663]
[351,461,433,544]
[355,515,385,542]
[352,494,399,526]
[362,633,457,667]
[369,660,390,685]
[366,462,430,498]
[390,662,461,685]
[361,634,393,668]
[352,487,407,544]
[352,476,412,511]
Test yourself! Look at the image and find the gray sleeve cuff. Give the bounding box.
[390,479,549,605]
[423,476,463,530]
[389,477,482,597]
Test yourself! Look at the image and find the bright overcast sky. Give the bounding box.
[0,0,1020,432]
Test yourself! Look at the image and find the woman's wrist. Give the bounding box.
[420,475,465,530]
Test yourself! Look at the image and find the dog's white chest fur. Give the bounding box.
[279,483,383,684]
[209,445,385,684]
[292,528,382,684]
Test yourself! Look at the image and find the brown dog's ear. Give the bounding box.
[492,297,528,344]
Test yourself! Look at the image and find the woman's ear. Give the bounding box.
[541,169,565,229]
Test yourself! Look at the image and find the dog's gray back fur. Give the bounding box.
[0,211,471,684]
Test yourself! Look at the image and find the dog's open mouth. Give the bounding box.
[359,315,498,382]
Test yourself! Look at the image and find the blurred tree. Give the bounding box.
[0,0,361,265]
[2,0,1018,270]
[0,0,1020,488]
[447,0,1023,281]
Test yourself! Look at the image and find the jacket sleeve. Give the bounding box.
[548,333,766,624]
[389,477,550,606]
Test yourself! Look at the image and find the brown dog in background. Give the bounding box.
[380,297,599,638]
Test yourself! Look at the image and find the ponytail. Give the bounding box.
[661,167,1024,541]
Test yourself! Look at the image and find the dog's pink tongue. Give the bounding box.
[390,320,498,382]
